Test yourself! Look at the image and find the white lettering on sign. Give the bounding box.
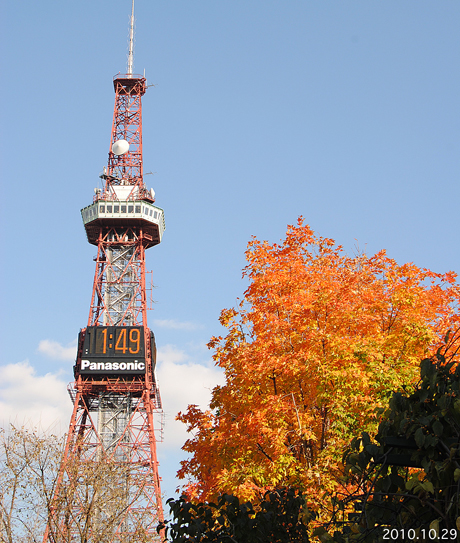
[80,360,145,371]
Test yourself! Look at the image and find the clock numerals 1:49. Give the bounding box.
[99,327,140,354]
[83,326,145,358]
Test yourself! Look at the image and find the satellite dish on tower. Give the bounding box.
[150,188,155,200]
[112,139,130,156]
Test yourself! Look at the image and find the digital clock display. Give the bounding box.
[79,326,146,375]
[83,326,145,357]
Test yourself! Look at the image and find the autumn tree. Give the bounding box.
[177,219,460,516]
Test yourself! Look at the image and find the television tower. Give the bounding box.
[44,1,165,540]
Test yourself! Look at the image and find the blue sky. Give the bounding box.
[1,0,459,505]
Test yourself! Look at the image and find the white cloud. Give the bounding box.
[152,319,205,331]
[156,345,225,450]
[38,339,77,361]
[0,343,226,465]
[0,361,73,432]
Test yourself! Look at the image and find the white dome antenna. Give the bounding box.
[112,139,130,156]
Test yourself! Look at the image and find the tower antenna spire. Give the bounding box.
[127,0,135,75]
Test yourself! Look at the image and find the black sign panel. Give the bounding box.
[79,326,146,375]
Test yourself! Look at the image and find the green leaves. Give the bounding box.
[161,489,312,543]
[432,419,443,437]
[454,468,460,482]
[406,477,434,495]
[420,357,436,381]
[329,352,460,541]
[414,427,425,447]
[312,526,333,542]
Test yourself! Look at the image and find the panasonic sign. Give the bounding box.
[80,360,146,375]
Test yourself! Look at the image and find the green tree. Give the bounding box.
[318,345,460,542]
[159,488,312,543]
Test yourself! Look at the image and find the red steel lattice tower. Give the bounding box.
[44,2,165,540]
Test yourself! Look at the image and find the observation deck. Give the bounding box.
[81,198,165,248]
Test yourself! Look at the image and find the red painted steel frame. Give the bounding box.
[105,76,152,201]
[88,226,148,327]
[44,74,165,542]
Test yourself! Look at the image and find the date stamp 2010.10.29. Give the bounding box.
[383,527,458,540]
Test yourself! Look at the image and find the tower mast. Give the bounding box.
[44,2,165,540]
[127,0,135,76]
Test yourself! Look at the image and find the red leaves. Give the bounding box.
[178,219,460,514]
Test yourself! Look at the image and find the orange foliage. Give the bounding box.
[177,218,460,514]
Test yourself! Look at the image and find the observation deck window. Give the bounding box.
[114,205,119,213]
[149,209,153,216]
[107,205,112,213]
[121,205,126,213]
[128,205,134,213]
[154,211,158,218]
[100,205,105,213]
[135,205,141,213]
